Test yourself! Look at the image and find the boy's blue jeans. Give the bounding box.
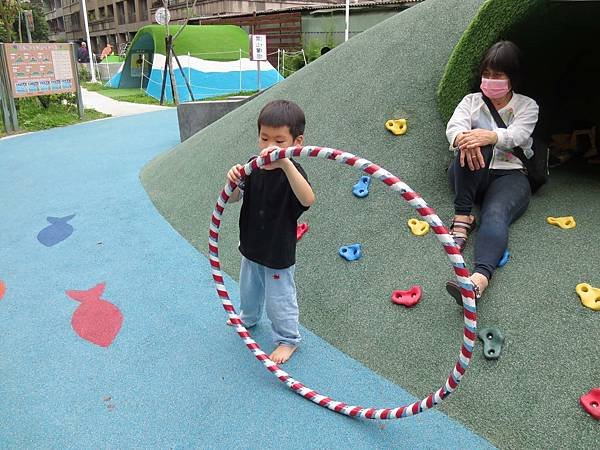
[448,147,531,280]
[239,256,301,347]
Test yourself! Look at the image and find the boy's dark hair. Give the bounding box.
[257,100,305,139]
[479,40,523,91]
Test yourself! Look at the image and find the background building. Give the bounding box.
[41,1,345,56]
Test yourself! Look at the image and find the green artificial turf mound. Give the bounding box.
[141,0,600,447]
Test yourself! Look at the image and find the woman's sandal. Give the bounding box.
[446,280,481,306]
[450,217,476,251]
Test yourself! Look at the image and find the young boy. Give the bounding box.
[226,100,315,364]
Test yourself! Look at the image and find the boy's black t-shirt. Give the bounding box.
[239,159,309,269]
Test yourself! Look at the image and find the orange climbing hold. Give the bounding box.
[575,283,600,311]
[0,280,5,300]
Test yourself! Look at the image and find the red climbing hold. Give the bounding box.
[580,388,600,420]
[390,285,422,308]
[66,282,123,347]
[0,280,5,300]
[296,222,309,241]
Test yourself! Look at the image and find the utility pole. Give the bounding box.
[80,0,97,82]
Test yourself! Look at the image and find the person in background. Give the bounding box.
[100,43,114,61]
[77,42,90,63]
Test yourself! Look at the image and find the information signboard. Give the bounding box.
[250,35,267,61]
[2,43,77,98]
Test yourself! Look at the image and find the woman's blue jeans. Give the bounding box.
[447,146,531,280]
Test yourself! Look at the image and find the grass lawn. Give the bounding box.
[82,82,256,104]
[1,96,109,138]
[82,82,172,106]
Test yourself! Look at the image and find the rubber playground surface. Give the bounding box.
[0,110,494,448]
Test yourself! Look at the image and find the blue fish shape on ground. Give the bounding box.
[37,214,75,247]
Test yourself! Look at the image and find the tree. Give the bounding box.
[22,4,50,42]
[0,0,20,42]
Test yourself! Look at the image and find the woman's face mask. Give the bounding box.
[480,77,511,99]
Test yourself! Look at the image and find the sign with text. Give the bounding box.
[2,43,76,98]
[250,35,267,61]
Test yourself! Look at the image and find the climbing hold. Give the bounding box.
[0,280,5,300]
[296,222,309,241]
[477,327,504,360]
[352,175,371,198]
[385,119,407,136]
[498,249,510,268]
[407,218,429,236]
[547,216,576,229]
[575,283,600,311]
[580,388,600,420]
[339,244,362,261]
[390,285,422,308]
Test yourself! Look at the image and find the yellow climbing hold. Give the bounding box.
[575,283,600,311]
[547,216,576,229]
[385,119,407,136]
[407,218,429,236]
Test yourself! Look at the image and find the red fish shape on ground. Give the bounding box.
[65,282,123,347]
[0,280,5,300]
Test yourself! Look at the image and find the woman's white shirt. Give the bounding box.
[446,92,539,170]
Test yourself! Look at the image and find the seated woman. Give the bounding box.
[445,40,539,303]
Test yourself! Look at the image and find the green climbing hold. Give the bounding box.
[477,327,505,360]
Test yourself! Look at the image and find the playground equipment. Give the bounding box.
[547,216,576,229]
[477,327,504,360]
[579,388,600,420]
[407,218,430,236]
[385,119,408,135]
[339,244,362,261]
[498,249,510,268]
[209,146,478,419]
[296,223,309,241]
[575,283,600,311]
[390,285,422,308]
[352,175,371,198]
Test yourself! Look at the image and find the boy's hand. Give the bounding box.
[260,146,291,170]
[227,164,244,184]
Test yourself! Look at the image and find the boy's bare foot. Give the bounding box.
[269,345,297,364]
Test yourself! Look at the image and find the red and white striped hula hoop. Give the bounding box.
[209,146,477,420]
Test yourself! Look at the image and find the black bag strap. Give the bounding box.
[481,95,528,163]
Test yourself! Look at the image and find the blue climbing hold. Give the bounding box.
[339,244,362,261]
[352,175,371,198]
[37,214,75,247]
[498,249,510,268]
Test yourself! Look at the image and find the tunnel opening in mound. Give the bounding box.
[513,1,600,169]
[440,0,600,172]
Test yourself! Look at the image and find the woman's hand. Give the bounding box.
[459,146,485,171]
[455,129,497,171]
[227,164,244,184]
[457,129,498,150]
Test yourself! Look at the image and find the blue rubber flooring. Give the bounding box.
[0,110,494,449]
